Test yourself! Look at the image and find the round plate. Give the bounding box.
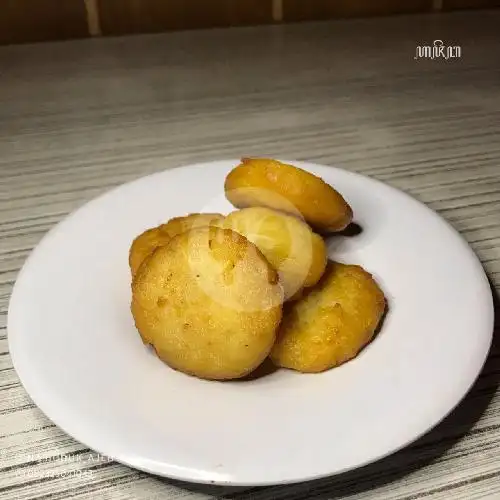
[8,160,494,486]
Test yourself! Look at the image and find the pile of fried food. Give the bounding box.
[130,158,386,380]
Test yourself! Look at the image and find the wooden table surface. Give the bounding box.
[1,9,499,500]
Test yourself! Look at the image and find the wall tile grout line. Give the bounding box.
[84,0,102,36]
[272,0,284,22]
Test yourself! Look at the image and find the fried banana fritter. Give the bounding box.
[129,213,224,277]
[131,227,284,380]
[270,261,386,373]
[220,207,327,300]
[224,158,353,233]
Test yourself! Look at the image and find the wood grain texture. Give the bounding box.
[283,0,433,21]
[0,0,88,45]
[1,10,500,500]
[98,0,274,35]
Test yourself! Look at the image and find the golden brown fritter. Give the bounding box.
[129,213,224,277]
[131,227,284,380]
[224,158,353,233]
[220,207,327,300]
[270,261,386,373]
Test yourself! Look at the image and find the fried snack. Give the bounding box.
[219,207,327,300]
[129,213,224,277]
[131,227,284,380]
[224,158,353,233]
[270,261,386,373]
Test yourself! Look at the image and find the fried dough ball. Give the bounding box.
[129,213,224,277]
[270,261,386,373]
[219,207,327,300]
[224,158,353,233]
[131,227,284,380]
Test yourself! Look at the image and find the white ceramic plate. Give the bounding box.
[8,160,494,486]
